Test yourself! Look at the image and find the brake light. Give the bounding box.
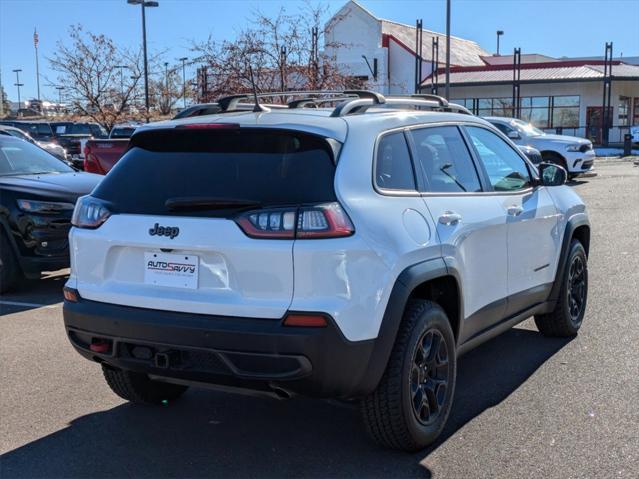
[234,202,354,239]
[71,195,112,229]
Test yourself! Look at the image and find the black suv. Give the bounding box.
[0,136,101,291]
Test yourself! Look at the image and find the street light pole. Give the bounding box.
[444,0,451,100]
[179,57,188,108]
[496,30,504,56]
[127,0,159,122]
[12,69,23,113]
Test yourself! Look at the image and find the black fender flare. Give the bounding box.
[355,257,456,395]
[547,216,590,305]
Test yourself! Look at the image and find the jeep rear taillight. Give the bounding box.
[235,202,354,239]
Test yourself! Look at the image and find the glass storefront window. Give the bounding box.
[618,96,630,126]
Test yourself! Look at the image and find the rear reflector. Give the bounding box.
[89,339,111,353]
[283,313,328,328]
[63,287,80,302]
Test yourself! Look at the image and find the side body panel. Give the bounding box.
[291,119,443,342]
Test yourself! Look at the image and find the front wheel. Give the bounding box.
[361,300,456,451]
[535,240,588,336]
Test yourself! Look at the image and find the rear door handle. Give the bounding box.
[507,205,524,216]
[438,211,462,225]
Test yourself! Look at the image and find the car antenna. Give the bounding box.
[247,63,266,113]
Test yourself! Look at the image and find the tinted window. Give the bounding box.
[0,137,72,176]
[375,132,416,190]
[110,127,136,139]
[93,129,337,217]
[411,126,481,193]
[466,126,532,192]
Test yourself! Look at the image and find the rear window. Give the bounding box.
[92,128,337,216]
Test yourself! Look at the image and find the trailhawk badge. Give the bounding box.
[149,223,180,239]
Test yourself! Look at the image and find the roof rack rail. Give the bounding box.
[410,94,449,108]
[331,94,472,117]
[215,90,383,112]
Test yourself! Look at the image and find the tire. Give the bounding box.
[535,240,588,337]
[542,152,568,170]
[361,300,456,451]
[102,366,188,405]
[0,233,21,293]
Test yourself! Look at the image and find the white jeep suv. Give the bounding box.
[485,116,595,179]
[63,92,590,451]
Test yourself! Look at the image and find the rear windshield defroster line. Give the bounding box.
[92,128,338,217]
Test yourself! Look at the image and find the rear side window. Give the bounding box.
[92,128,337,217]
[411,126,482,193]
[375,132,416,191]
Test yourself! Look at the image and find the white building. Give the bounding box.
[324,0,488,94]
[424,58,639,144]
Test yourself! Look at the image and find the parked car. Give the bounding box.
[630,125,639,145]
[0,120,55,142]
[109,124,140,139]
[0,125,68,162]
[517,144,543,166]
[484,116,595,179]
[0,136,102,292]
[172,103,221,119]
[50,122,109,170]
[63,92,590,452]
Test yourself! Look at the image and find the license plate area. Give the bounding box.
[144,252,199,289]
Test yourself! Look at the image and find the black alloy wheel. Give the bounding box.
[410,329,449,426]
[568,254,586,323]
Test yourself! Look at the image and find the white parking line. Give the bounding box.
[0,300,61,309]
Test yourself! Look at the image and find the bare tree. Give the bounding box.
[48,25,145,130]
[191,4,353,103]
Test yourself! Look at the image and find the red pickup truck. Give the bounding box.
[83,139,129,174]
[83,125,140,174]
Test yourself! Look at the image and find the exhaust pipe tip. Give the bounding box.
[269,383,294,400]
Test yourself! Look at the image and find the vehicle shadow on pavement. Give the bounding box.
[0,326,571,478]
[0,271,68,316]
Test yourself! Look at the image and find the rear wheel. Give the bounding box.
[102,366,188,405]
[0,233,21,293]
[535,240,588,336]
[361,300,456,451]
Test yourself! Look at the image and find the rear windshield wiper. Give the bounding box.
[165,197,262,211]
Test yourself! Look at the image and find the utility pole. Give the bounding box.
[34,28,41,103]
[445,0,451,100]
[179,57,188,108]
[13,69,23,114]
[55,86,64,113]
[128,0,159,122]
[496,30,504,56]
[115,65,127,98]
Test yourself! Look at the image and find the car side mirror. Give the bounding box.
[538,162,567,186]
[507,131,521,140]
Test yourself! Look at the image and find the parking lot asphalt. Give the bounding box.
[1,160,638,479]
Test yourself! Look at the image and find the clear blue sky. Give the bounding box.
[1,0,638,102]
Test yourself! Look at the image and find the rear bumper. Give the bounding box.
[63,298,377,399]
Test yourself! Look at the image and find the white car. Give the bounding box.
[485,117,595,179]
[63,92,590,451]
